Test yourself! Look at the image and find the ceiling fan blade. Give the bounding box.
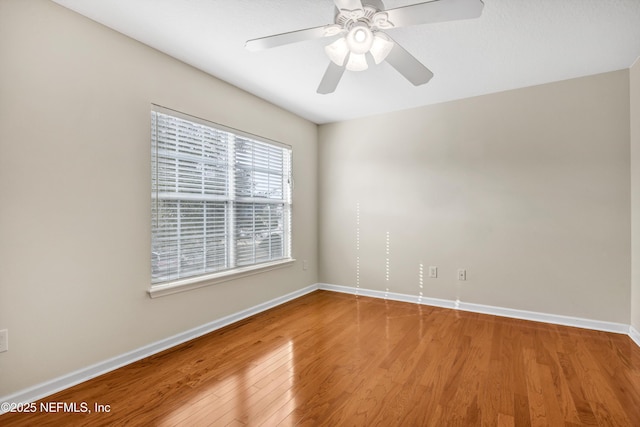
[384,41,433,86]
[317,62,346,94]
[246,25,336,51]
[333,0,364,12]
[382,0,484,29]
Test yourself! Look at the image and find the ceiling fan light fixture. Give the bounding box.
[345,24,373,55]
[370,32,394,64]
[354,28,367,42]
[346,52,368,71]
[325,37,349,66]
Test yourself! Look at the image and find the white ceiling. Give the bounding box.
[51,0,640,124]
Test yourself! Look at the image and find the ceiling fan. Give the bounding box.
[245,0,484,94]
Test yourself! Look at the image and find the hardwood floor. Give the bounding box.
[2,290,640,426]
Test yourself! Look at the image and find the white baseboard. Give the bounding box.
[631,326,640,347]
[0,284,317,412]
[318,283,631,335]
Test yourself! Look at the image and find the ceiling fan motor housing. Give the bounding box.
[335,3,386,31]
[328,2,395,71]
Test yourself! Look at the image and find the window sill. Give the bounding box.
[148,258,296,299]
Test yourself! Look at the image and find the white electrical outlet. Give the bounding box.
[428,266,438,278]
[0,329,8,353]
[457,269,467,281]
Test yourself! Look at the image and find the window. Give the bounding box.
[150,106,292,293]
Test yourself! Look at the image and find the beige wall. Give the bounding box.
[0,0,317,396]
[319,71,631,324]
[632,58,640,332]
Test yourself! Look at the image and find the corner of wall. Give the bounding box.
[631,57,640,331]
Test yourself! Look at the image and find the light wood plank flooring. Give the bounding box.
[2,290,640,426]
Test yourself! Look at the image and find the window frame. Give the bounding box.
[148,105,294,298]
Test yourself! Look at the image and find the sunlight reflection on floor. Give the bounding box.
[157,340,295,425]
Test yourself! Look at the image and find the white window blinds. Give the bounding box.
[151,107,292,285]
